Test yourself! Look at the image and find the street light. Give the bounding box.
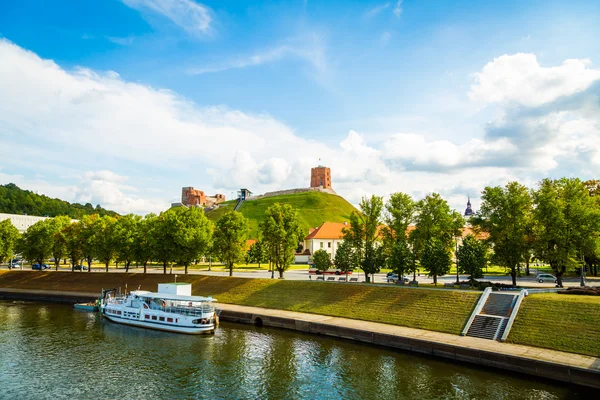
[455,235,460,285]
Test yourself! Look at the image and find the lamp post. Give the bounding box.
[455,236,460,285]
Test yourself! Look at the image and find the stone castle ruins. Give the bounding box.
[179,187,226,207]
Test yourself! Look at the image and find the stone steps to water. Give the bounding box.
[466,315,502,339]
[481,293,517,317]
[465,292,520,340]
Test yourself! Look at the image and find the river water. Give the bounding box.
[0,301,595,400]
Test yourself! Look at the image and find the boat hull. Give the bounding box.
[74,303,98,312]
[102,313,215,335]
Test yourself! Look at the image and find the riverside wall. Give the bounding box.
[1,288,598,390]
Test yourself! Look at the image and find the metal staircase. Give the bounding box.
[462,288,527,341]
[233,198,244,211]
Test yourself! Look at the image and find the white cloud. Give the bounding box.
[393,0,403,17]
[122,0,212,36]
[469,53,600,107]
[365,3,390,18]
[106,36,135,46]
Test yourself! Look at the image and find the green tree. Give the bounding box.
[213,211,248,276]
[18,219,54,267]
[382,192,416,282]
[260,203,303,279]
[421,239,452,286]
[149,210,183,274]
[334,239,355,280]
[387,238,416,282]
[114,214,140,272]
[312,249,332,272]
[0,219,20,265]
[473,182,532,287]
[342,195,384,282]
[79,214,100,272]
[94,215,118,273]
[135,213,156,273]
[457,234,487,282]
[410,193,464,259]
[532,178,600,287]
[49,216,71,270]
[59,222,84,271]
[172,206,212,274]
[246,240,268,267]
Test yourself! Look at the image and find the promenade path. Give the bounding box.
[2,287,599,388]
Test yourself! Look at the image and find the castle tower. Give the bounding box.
[310,165,331,189]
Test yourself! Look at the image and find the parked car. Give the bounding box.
[73,265,88,271]
[386,273,409,283]
[32,263,50,270]
[536,273,557,283]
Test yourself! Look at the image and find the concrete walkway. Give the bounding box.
[2,287,599,388]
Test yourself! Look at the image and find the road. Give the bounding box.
[2,264,598,288]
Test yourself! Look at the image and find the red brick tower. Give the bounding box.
[310,166,331,189]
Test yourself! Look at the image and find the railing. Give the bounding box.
[499,289,528,342]
[461,287,492,336]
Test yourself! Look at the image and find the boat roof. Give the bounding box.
[131,290,217,302]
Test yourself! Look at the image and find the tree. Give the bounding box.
[421,239,452,286]
[135,213,155,273]
[93,215,118,273]
[457,234,487,282]
[260,203,303,279]
[532,178,600,287]
[172,206,212,274]
[79,214,100,272]
[114,214,140,273]
[473,182,532,287]
[149,210,183,274]
[342,195,384,282]
[49,216,71,270]
[0,219,20,265]
[59,222,84,271]
[410,193,464,259]
[246,240,268,268]
[213,211,248,276]
[387,237,416,281]
[18,219,54,267]
[334,239,355,280]
[312,249,332,272]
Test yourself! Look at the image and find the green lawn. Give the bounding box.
[206,191,358,238]
[0,271,479,335]
[507,293,600,357]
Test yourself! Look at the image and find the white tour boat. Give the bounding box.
[100,283,219,334]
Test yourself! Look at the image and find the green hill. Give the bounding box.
[0,183,119,219]
[206,191,357,238]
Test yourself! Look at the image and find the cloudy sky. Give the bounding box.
[1,0,600,215]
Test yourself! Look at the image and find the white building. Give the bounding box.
[0,213,50,233]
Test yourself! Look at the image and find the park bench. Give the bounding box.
[408,281,419,287]
[349,277,358,282]
[444,283,455,288]
[316,276,324,281]
[459,284,471,290]
[338,277,347,282]
[327,277,335,281]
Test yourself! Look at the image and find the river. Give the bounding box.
[0,301,595,399]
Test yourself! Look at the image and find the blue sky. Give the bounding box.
[1,0,600,214]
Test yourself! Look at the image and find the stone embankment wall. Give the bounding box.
[247,187,337,201]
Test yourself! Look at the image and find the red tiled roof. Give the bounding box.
[245,239,257,251]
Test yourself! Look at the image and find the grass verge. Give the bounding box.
[507,293,600,357]
[0,271,478,335]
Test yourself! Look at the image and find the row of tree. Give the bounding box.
[0,202,305,278]
[314,178,599,287]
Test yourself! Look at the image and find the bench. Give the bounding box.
[349,277,358,282]
[408,281,419,287]
[444,283,455,288]
[316,276,324,281]
[327,277,335,281]
[459,284,470,289]
[338,277,347,282]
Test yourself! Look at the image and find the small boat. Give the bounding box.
[74,301,99,312]
[100,283,219,334]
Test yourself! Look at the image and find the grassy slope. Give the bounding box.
[507,293,600,357]
[0,271,478,335]
[206,191,358,238]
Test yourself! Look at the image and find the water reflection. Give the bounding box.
[0,301,595,400]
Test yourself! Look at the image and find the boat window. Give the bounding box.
[152,316,157,320]
[145,315,150,319]
[159,317,165,322]
[167,318,173,323]
[131,300,141,308]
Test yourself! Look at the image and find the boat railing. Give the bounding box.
[162,304,215,317]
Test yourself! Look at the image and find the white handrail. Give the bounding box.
[500,289,527,342]
[461,287,492,336]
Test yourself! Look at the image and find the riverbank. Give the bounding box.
[1,286,599,390]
